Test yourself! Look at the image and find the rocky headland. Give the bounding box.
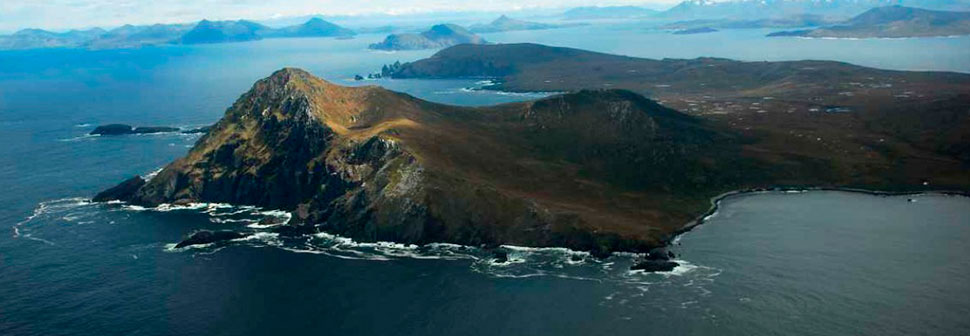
[95,64,970,259]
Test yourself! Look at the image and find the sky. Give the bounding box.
[0,0,682,33]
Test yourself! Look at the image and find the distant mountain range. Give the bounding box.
[368,24,487,51]
[0,28,107,49]
[468,15,581,33]
[660,0,970,20]
[0,18,355,50]
[769,6,970,38]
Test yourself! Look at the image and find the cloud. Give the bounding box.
[0,0,680,32]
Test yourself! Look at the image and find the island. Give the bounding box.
[660,14,835,30]
[673,27,718,35]
[94,66,970,259]
[178,20,268,44]
[768,6,970,38]
[656,0,944,21]
[468,15,580,33]
[560,6,658,20]
[89,124,210,135]
[368,24,487,51]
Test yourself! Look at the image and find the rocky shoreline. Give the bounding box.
[138,186,968,272]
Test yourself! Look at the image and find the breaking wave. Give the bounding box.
[14,196,722,304]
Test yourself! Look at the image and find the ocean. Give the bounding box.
[1,25,968,335]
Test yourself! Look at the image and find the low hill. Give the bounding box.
[178,20,269,44]
[260,18,355,38]
[369,24,487,51]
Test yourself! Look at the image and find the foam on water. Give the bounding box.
[15,196,722,305]
[12,197,92,245]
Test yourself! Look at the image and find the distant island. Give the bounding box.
[661,14,836,30]
[673,27,718,35]
[560,6,658,20]
[368,24,487,51]
[769,6,970,38]
[658,0,970,21]
[0,18,355,50]
[468,15,581,33]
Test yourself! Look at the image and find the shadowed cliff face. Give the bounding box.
[96,68,762,255]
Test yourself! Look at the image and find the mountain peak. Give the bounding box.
[268,67,314,81]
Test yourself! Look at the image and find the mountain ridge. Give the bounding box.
[94,68,774,256]
[0,18,356,50]
[96,66,970,256]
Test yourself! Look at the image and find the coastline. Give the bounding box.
[83,185,969,261]
[667,186,970,247]
[793,34,969,41]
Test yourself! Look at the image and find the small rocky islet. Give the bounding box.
[89,124,210,136]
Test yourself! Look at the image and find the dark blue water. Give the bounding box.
[1,27,969,335]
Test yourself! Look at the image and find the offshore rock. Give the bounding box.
[174,230,247,248]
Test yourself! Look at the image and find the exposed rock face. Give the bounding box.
[92,176,145,202]
[89,124,182,135]
[98,68,754,256]
[631,259,679,272]
[174,230,247,248]
[90,124,135,135]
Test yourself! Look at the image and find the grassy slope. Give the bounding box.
[112,69,788,254]
[392,43,970,192]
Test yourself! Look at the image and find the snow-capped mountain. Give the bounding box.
[660,0,970,20]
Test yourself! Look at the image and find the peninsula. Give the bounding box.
[95,65,970,258]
